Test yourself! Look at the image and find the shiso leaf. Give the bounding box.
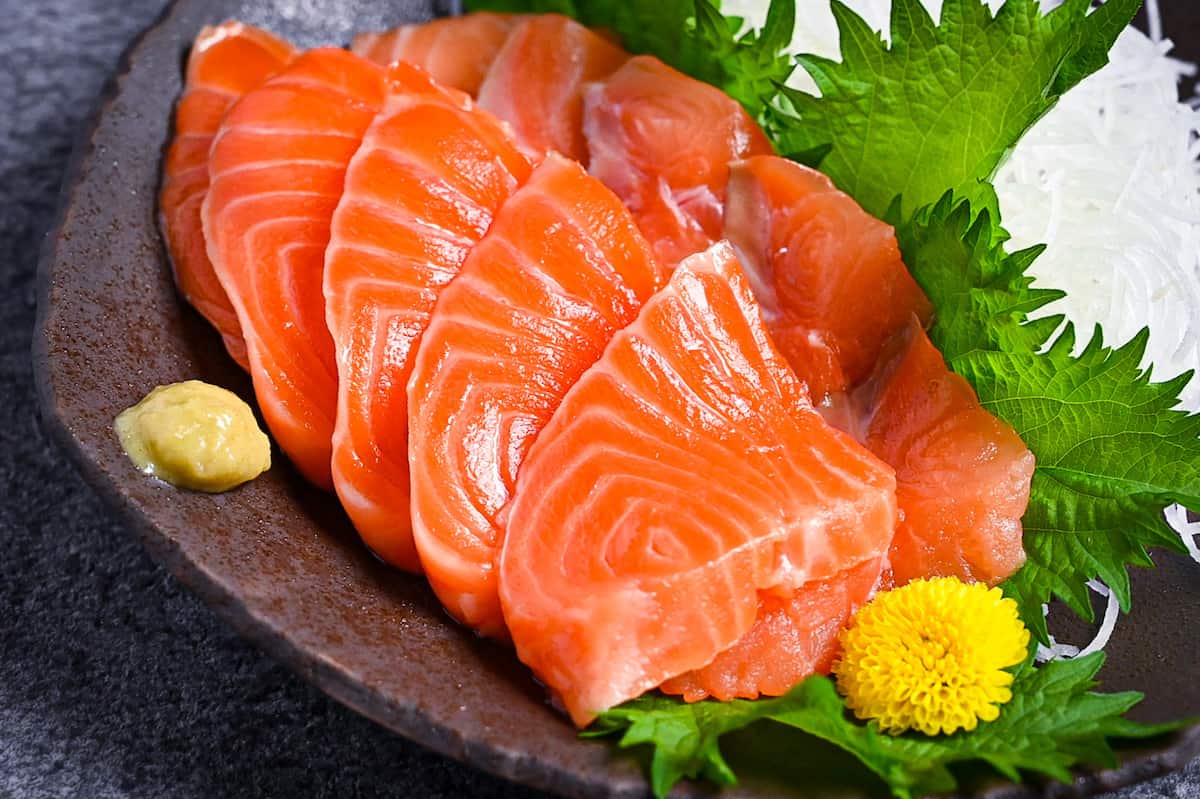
[772,0,1143,219]
[583,691,773,794]
[591,654,1186,799]
[897,195,1200,640]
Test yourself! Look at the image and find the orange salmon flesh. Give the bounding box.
[163,13,1034,729]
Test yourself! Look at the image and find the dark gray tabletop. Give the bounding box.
[0,1,1196,798]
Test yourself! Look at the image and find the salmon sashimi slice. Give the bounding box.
[724,155,934,402]
[160,22,295,370]
[498,242,897,725]
[351,12,519,95]
[855,320,1033,586]
[660,557,882,702]
[324,62,533,572]
[477,15,627,162]
[203,48,388,490]
[584,56,775,269]
[408,153,662,637]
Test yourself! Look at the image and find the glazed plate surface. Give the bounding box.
[33,1,1200,796]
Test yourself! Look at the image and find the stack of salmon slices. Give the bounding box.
[159,13,1035,724]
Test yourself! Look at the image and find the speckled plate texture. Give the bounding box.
[31,1,1200,797]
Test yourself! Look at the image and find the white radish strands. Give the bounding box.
[1035,580,1121,663]
[1166,505,1200,564]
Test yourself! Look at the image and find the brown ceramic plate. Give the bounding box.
[32,0,1200,797]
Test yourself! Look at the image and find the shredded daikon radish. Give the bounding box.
[1166,504,1200,563]
[1145,0,1163,43]
[1035,606,1081,661]
[1077,581,1120,657]
[995,24,1200,412]
[1035,581,1120,662]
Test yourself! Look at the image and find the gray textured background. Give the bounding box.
[0,1,1196,798]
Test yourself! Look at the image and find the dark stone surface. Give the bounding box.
[0,2,1197,799]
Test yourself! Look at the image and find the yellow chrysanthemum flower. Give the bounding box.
[833,577,1030,737]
